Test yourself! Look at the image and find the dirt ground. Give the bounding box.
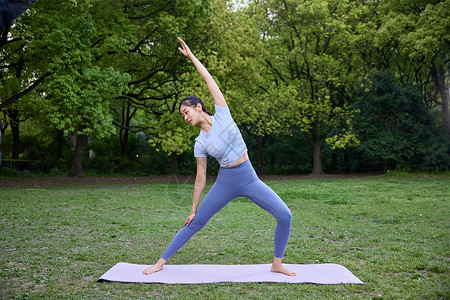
[0,173,379,189]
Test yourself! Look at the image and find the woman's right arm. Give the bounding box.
[178,37,227,108]
[183,157,207,227]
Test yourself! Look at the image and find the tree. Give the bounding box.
[2,0,210,175]
[150,0,270,173]
[374,0,450,134]
[33,7,130,177]
[90,0,212,160]
[0,2,55,159]
[199,0,274,174]
[248,0,372,175]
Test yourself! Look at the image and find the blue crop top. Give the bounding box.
[194,105,248,167]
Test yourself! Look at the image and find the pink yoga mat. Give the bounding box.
[98,263,363,284]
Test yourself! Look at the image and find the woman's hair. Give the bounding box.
[179,95,212,116]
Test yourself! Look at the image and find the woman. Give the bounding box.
[143,37,295,277]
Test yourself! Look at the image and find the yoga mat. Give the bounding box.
[98,263,363,285]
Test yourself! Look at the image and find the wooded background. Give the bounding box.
[0,0,449,177]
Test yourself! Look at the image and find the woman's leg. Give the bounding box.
[243,179,295,276]
[143,179,235,275]
[244,180,292,258]
[161,181,234,260]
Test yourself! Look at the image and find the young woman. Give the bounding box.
[143,37,295,277]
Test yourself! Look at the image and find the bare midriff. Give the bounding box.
[222,152,249,168]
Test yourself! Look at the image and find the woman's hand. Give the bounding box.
[178,37,193,58]
[183,211,196,227]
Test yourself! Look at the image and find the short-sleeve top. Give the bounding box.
[194,105,247,167]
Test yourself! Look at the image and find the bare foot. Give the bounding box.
[271,257,296,276]
[142,258,166,275]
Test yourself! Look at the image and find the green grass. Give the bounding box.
[1,176,449,299]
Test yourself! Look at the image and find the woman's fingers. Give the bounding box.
[178,37,185,50]
[178,45,187,56]
[178,37,187,48]
[177,37,191,57]
[182,211,195,228]
[182,213,195,227]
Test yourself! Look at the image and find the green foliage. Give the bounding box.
[373,0,450,133]
[375,0,449,64]
[1,0,448,175]
[41,66,130,137]
[243,0,376,173]
[354,71,441,170]
[150,0,270,156]
[325,129,360,150]
[2,1,131,140]
[150,110,199,156]
[325,107,360,150]
[85,131,199,175]
[30,5,131,137]
[92,0,212,158]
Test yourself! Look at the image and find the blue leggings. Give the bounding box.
[161,160,292,260]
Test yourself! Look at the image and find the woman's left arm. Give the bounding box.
[183,157,207,227]
[178,37,227,108]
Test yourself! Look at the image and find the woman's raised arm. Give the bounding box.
[178,37,227,108]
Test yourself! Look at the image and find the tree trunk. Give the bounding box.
[123,127,129,157]
[119,102,137,158]
[255,135,266,175]
[119,126,129,158]
[430,62,450,135]
[171,152,177,175]
[70,133,87,177]
[0,123,3,167]
[309,121,324,176]
[119,102,130,158]
[8,108,20,159]
[56,130,63,159]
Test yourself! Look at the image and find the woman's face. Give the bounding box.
[180,104,201,126]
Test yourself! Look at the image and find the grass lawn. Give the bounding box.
[0,175,448,299]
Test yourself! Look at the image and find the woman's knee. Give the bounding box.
[277,207,292,226]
